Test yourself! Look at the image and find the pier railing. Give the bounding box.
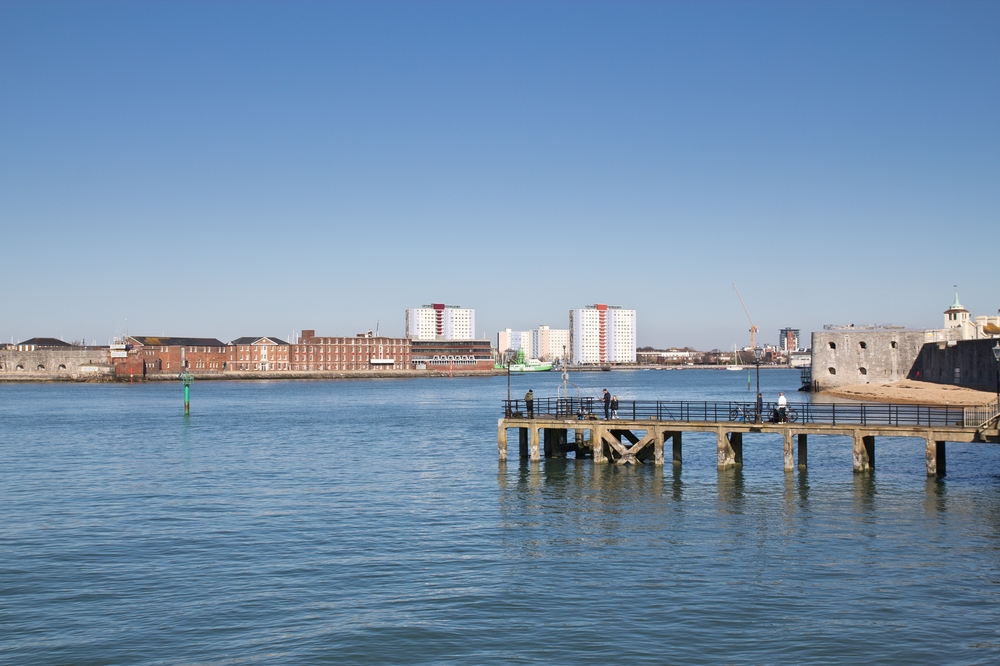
[503,398,987,429]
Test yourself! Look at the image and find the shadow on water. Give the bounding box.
[852,471,878,518]
[716,467,745,515]
[924,476,948,515]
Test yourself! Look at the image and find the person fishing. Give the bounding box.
[602,389,612,420]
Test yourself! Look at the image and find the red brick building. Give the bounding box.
[124,336,228,375]
[291,330,411,371]
[227,337,291,371]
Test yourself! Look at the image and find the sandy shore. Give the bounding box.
[821,380,997,406]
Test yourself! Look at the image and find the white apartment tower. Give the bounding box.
[532,325,570,361]
[497,329,532,356]
[406,304,476,341]
[569,304,636,364]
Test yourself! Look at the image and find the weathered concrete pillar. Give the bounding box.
[497,419,508,461]
[593,426,607,464]
[797,434,808,469]
[530,426,541,461]
[926,439,946,477]
[519,428,529,459]
[853,432,874,472]
[672,432,682,466]
[574,428,586,458]
[718,430,742,468]
[543,429,552,458]
[653,429,664,466]
[783,431,794,472]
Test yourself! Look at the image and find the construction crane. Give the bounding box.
[733,283,758,350]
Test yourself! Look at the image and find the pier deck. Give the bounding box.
[498,398,1000,476]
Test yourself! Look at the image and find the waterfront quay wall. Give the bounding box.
[140,368,506,381]
[909,338,1000,391]
[0,347,113,381]
[810,328,925,391]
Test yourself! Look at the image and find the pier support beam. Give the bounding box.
[783,431,794,472]
[672,432,682,466]
[498,420,508,461]
[853,433,874,472]
[654,430,664,466]
[575,429,586,458]
[718,430,743,469]
[519,428,528,459]
[530,426,540,461]
[926,439,946,477]
[543,429,552,458]
[593,426,607,464]
[798,434,808,469]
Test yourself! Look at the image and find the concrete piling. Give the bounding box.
[797,434,808,469]
[718,430,743,469]
[593,425,607,464]
[926,439,946,477]
[783,431,794,472]
[497,420,508,461]
[853,433,875,472]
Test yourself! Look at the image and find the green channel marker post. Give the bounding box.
[182,370,192,416]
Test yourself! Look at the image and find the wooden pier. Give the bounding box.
[497,398,1000,476]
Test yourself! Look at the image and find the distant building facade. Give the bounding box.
[124,336,228,375]
[409,339,495,370]
[406,304,475,341]
[291,329,411,371]
[778,328,800,352]
[924,292,1000,343]
[569,304,636,365]
[228,337,291,371]
[497,329,532,356]
[532,326,569,362]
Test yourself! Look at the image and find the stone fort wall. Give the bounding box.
[810,329,925,391]
[0,348,112,380]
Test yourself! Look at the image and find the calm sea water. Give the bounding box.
[2,369,1000,664]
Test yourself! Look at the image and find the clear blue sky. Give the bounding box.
[2,1,997,349]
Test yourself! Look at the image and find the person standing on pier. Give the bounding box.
[525,389,534,418]
[610,395,619,419]
[602,389,611,420]
[777,391,787,423]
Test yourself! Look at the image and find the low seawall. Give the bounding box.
[138,368,506,381]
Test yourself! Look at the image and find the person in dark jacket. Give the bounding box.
[610,395,619,419]
[525,389,534,418]
[602,389,611,420]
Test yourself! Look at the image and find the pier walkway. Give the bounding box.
[498,398,1000,477]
